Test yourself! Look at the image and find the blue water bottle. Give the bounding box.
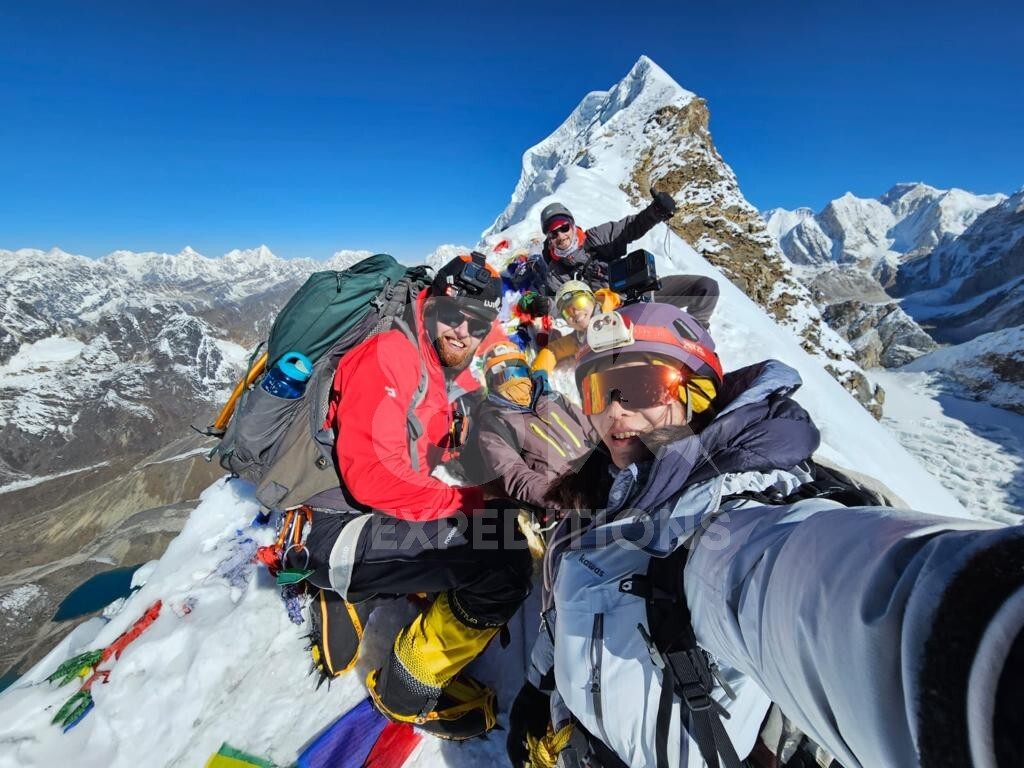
[261,351,314,399]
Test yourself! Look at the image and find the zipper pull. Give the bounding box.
[709,659,737,700]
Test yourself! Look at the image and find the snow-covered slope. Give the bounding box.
[902,325,1024,415]
[0,481,532,767]
[869,369,1024,523]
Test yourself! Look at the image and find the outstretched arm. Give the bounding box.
[586,191,676,260]
[686,501,1021,768]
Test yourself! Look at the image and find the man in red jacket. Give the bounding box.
[301,252,533,740]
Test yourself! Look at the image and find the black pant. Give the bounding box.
[306,506,533,627]
[655,275,719,328]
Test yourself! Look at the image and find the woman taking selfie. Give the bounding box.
[508,302,1024,768]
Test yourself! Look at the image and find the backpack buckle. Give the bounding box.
[679,681,713,712]
[671,649,730,718]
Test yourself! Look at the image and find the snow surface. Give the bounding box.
[0,462,111,496]
[0,480,533,767]
[0,336,86,374]
[901,325,1024,413]
[870,369,1024,523]
[0,584,43,615]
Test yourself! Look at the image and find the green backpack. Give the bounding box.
[205,253,432,512]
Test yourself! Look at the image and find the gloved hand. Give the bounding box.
[650,186,677,220]
[507,682,553,766]
[581,258,609,285]
[518,291,552,318]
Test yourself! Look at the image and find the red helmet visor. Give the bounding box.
[581,365,684,416]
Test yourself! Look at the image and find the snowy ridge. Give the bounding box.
[903,325,1024,414]
[488,56,695,235]
[0,480,530,767]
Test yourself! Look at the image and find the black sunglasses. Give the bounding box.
[433,299,492,337]
[546,223,573,238]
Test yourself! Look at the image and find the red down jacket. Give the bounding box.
[323,288,492,521]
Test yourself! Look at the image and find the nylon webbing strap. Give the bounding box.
[641,547,742,768]
[394,315,428,473]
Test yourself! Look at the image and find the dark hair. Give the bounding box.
[545,444,614,511]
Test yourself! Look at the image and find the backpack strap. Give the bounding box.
[386,278,429,473]
[621,546,742,768]
[722,459,890,509]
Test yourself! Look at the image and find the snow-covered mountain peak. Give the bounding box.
[488,56,696,234]
[879,181,938,209]
[324,249,376,271]
[223,245,280,269]
[763,207,817,244]
[601,54,695,119]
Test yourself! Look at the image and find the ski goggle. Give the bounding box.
[546,222,573,238]
[581,364,684,416]
[557,291,596,320]
[432,299,493,338]
[488,361,532,387]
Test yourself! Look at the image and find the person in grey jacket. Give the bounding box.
[517,194,720,325]
[507,301,1024,768]
[461,341,597,512]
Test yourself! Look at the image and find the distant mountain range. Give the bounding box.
[765,185,1023,413]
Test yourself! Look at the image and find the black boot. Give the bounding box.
[309,588,372,682]
[367,650,497,740]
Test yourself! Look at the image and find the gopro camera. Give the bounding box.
[609,249,660,304]
[457,253,493,295]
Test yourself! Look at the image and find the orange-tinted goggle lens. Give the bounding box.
[581,365,684,415]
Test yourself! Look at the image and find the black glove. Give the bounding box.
[518,291,552,318]
[581,258,609,285]
[650,186,677,220]
[507,682,553,767]
[533,294,552,316]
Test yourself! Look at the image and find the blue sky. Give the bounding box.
[1,1,1021,262]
